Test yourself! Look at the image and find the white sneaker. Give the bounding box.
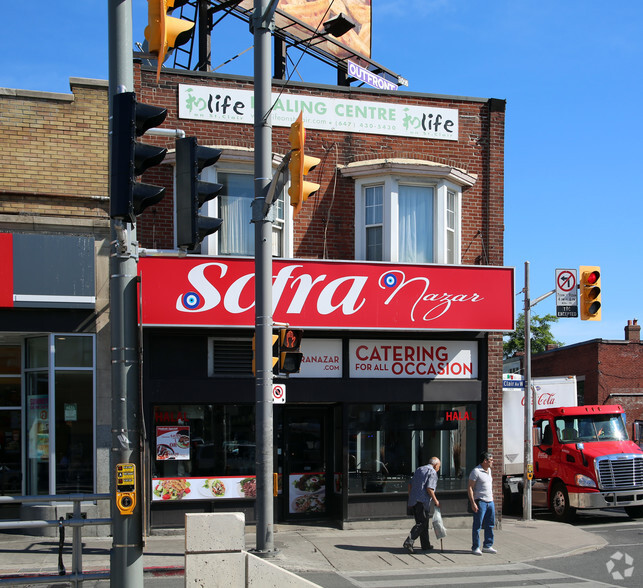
[482,546,497,554]
[472,547,482,555]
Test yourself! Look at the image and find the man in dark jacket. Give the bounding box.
[403,456,441,553]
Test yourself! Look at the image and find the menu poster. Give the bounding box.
[289,473,326,514]
[156,426,190,461]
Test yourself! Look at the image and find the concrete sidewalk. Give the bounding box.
[0,516,606,582]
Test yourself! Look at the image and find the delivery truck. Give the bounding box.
[502,375,643,520]
[531,404,643,520]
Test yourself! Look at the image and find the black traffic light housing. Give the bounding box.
[110,92,168,223]
[279,328,304,374]
[176,137,223,250]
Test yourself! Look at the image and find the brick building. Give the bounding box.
[529,320,643,446]
[0,79,112,530]
[132,63,512,528]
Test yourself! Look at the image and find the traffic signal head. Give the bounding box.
[110,92,168,224]
[144,0,194,82]
[579,265,601,321]
[287,112,320,217]
[279,328,304,374]
[252,333,279,376]
[176,137,223,250]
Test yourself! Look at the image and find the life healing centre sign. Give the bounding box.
[178,84,459,141]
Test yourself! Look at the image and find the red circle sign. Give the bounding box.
[272,384,285,401]
[557,271,576,292]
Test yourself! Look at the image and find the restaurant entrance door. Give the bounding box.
[281,406,334,520]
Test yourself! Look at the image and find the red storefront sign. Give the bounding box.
[139,256,514,332]
[0,233,14,308]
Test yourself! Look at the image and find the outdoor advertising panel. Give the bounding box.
[232,0,372,59]
[139,256,515,332]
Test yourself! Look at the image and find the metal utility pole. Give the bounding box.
[522,261,555,521]
[253,0,278,556]
[523,261,533,521]
[108,1,144,585]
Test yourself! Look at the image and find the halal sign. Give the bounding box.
[555,269,578,318]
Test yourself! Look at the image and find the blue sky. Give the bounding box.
[2,1,642,347]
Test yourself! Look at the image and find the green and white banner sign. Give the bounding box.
[179,84,458,141]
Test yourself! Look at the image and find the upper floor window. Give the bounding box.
[342,159,476,264]
[176,147,291,257]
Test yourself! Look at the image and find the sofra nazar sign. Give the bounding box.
[139,257,514,332]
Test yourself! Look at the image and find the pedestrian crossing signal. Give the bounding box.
[279,328,304,374]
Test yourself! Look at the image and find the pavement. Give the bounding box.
[0,515,607,584]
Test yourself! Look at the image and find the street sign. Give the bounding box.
[272,383,286,404]
[555,268,578,318]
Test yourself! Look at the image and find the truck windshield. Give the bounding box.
[554,415,627,443]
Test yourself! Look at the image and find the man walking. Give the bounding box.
[403,456,440,553]
[468,451,496,555]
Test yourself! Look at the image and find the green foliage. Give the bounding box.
[503,313,563,359]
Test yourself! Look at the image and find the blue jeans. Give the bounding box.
[472,499,495,550]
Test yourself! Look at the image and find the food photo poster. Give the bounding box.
[156,426,190,460]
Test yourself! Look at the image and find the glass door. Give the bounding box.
[282,407,332,519]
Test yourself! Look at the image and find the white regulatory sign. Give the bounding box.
[272,384,286,404]
[555,268,578,318]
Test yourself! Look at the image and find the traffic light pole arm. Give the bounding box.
[528,288,555,310]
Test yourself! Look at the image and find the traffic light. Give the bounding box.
[252,333,280,376]
[110,92,168,223]
[144,0,194,82]
[579,265,601,321]
[175,137,223,250]
[279,328,304,374]
[288,112,320,217]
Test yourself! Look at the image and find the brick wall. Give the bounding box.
[134,65,505,267]
[0,79,110,220]
[532,333,643,438]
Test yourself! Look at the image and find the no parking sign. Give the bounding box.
[272,384,286,404]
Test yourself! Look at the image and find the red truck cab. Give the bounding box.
[532,404,643,521]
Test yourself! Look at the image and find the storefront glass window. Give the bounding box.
[24,334,95,495]
[153,404,255,479]
[25,370,49,495]
[26,337,48,370]
[55,371,94,493]
[348,403,477,494]
[0,346,22,495]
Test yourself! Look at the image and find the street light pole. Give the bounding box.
[253,0,278,555]
[523,261,533,521]
[108,0,144,585]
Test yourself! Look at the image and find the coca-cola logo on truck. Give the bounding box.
[139,257,514,332]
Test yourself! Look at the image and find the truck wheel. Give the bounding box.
[625,506,643,519]
[550,482,575,522]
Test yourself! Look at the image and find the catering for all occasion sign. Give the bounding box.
[139,257,514,332]
[178,85,458,141]
[349,340,477,379]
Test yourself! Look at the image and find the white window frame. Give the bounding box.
[344,159,476,264]
[174,147,293,258]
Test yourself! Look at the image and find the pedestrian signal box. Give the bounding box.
[116,463,137,515]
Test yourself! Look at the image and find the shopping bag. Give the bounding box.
[432,506,447,539]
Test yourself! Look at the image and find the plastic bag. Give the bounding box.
[432,506,447,539]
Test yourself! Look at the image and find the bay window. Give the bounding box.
[342,159,476,264]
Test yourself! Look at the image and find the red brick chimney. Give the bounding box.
[625,319,640,342]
